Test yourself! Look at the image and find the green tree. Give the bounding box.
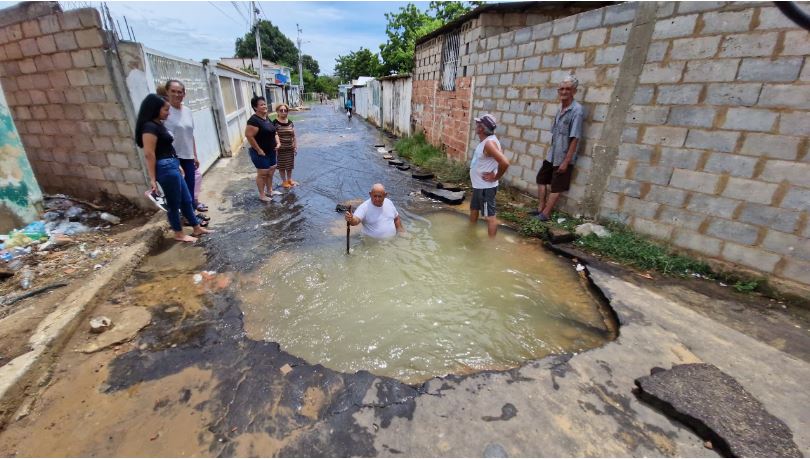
[314,75,339,97]
[302,54,320,75]
[428,1,482,22]
[334,48,382,82]
[290,69,317,91]
[235,20,298,67]
[378,2,480,75]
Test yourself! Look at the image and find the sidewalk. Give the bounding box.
[0,216,166,426]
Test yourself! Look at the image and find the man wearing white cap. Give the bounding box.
[469,113,510,237]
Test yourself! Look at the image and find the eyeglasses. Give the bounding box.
[278,109,288,113]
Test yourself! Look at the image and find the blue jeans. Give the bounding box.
[178,158,197,207]
[156,158,198,231]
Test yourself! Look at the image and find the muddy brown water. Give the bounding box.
[196,104,612,383]
[240,211,608,383]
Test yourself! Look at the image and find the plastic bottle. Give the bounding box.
[99,212,121,224]
[20,267,34,289]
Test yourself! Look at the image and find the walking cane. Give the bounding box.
[346,205,351,254]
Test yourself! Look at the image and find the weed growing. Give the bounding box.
[395,133,470,184]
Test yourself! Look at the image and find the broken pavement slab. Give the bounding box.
[81,308,152,354]
[635,363,803,458]
[421,188,465,205]
[547,226,575,244]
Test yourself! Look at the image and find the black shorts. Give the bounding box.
[536,160,573,193]
[249,147,277,170]
[471,187,498,216]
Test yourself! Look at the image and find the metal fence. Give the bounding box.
[439,30,460,91]
[143,49,221,172]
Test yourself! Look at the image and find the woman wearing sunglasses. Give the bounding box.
[273,104,298,188]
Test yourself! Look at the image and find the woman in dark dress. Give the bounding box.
[245,96,281,202]
[135,93,211,242]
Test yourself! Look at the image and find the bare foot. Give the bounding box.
[259,195,272,202]
[173,234,198,243]
[192,227,214,237]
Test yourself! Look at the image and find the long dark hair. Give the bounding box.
[135,93,167,147]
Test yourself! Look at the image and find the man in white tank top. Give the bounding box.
[469,114,510,237]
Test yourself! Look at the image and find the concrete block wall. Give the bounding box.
[602,2,810,286]
[469,1,810,287]
[0,4,148,203]
[413,20,479,160]
[412,5,601,160]
[472,2,639,204]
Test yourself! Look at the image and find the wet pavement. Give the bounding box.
[1,106,808,457]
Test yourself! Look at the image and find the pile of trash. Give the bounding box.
[1,194,125,295]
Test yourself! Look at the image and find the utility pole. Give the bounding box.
[254,1,266,98]
[296,23,304,95]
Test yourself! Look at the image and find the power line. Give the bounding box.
[208,2,241,27]
[258,1,268,21]
[230,1,249,25]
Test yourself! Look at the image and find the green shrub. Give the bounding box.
[395,133,470,184]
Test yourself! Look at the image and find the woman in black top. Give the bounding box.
[135,93,211,242]
[245,96,280,202]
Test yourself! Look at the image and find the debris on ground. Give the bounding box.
[82,308,152,353]
[89,316,113,333]
[0,194,150,315]
[575,223,611,238]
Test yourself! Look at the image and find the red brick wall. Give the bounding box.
[411,77,473,161]
[0,5,148,203]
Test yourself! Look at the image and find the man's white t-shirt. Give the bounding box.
[165,105,195,160]
[354,198,399,239]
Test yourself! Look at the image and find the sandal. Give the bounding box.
[183,218,208,227]
[196,213,210,222]
[196,202,208,212]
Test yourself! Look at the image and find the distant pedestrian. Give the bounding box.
[163,80,209,226]
[245,96,281,202]
[469,114,510,238]
[344,183,404,239]
[345,97,353,118]
[534,75,583,221]
[273,103,298,188]
[135,94,211,242]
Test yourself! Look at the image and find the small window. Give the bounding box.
[234,80,245,110]
[219,76,237,115]
[439,30,460,91]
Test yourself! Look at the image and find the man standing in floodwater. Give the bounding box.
[469,114,510,238]
[534,75,584,221]
[345,183,404,238]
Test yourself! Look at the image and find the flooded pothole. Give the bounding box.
[237,211,613,384]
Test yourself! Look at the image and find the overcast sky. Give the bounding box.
[0,1,419,74]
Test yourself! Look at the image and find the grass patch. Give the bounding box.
[573,221,712,277]
[395,133,470,184]
[499,202,712,278]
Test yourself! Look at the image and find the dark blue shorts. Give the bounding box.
[249,147,277,169]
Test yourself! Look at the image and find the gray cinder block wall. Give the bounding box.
[471,1,810,289]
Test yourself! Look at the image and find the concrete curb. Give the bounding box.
[0,216,167,427]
